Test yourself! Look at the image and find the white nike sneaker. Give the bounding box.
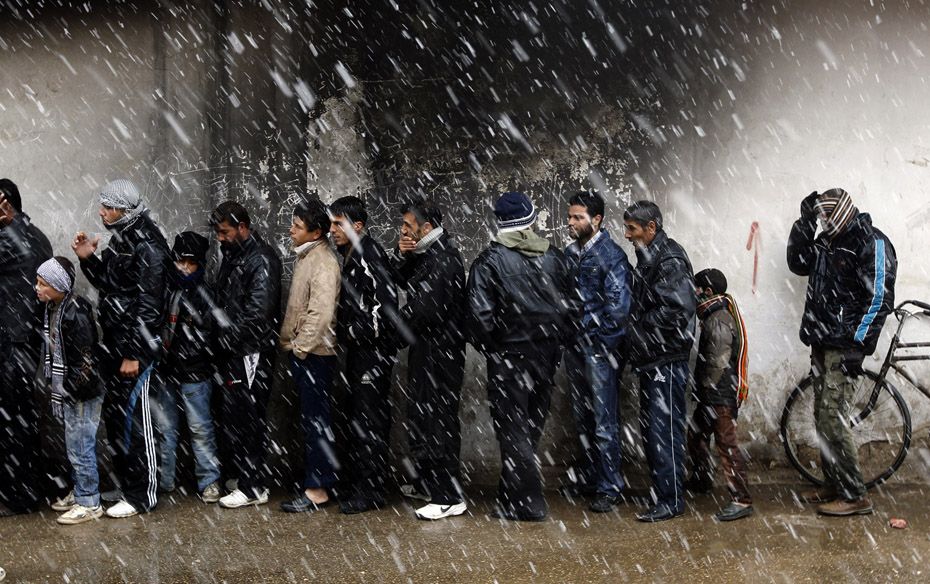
[219,488,269,509]
[51,491,76,512]
[415,502,467,520]
[105,500,139,519]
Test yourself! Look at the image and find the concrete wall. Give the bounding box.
[3,1,929,486]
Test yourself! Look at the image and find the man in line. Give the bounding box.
[210,201,282,509]
[787,189,896,516]
[329,196,400,514]
[0,179,53,516]
[393,196,468,520]
[564,191,632,513]
[279,198,341,513]
[72,179,169,518]
[467,191,573,521]
[623,200,696,522]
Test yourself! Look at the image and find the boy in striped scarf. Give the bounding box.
[36,257,103,525]
[685,268,753,521]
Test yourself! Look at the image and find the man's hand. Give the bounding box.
[72,231,100,259]
[119,359,140,379]
[839,349,865,377]
[0,194,15,227]
[800,191,820,219]
[398,235,417,254]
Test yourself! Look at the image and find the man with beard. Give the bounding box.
[0,179,53,516]
[393,196,467,520]
[209,200,282,509]
[72,179,169,518]
[623,200,696,523]
[563,191,632,513]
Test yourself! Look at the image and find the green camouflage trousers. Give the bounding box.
[812,348,867,500]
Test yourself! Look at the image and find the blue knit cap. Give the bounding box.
[494,191,536,233]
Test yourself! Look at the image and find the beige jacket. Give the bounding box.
[279,239,340,358]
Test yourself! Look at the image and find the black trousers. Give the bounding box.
[405,336,465,505]
[100,356,160,512]
[0,342,43,513]
[486,344,560,516]
[217,351,274,497]
[336,342,396,501]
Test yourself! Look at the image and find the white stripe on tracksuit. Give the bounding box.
[140,371,158,509]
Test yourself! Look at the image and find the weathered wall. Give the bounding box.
[3,0,930,488]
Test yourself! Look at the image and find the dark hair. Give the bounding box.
[623,200,663,231]
[293,198,330,234]
[54,256,76,287]
[0,178,22,213]
[210,200,251,228]
[329,195,367,226]
[695,268,728,295]
[399,195,443,228]
[569,191,605,220]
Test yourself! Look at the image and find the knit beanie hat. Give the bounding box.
[172,231,209,264]
[494,191,537,233]
[815,188,858,239]
[99,179,146,228]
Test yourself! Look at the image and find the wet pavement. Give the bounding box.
[2,477,929,584]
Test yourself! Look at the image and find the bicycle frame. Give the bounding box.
[875,300,930,400]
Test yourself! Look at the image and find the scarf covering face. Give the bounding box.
[413,226,444,254]
[815,189,858,240]
[38,258,74,419]
[697,293,750,407]
[99,179,146,229]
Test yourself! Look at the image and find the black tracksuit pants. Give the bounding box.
[337,342,396,501]
[100,355,160,512]
[217,351,274,497]
[0,343,43,513]
[406,335,465,506]
[486,343,560,517]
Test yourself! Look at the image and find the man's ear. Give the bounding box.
[647,220,658,234]
[592,214,603,229]
[353,220,365,234]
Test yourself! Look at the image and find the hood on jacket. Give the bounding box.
[495,228,550,257]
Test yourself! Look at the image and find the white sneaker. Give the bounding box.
[0,566,5,582]
[57,504,104,525]
[224,478,239,492]
[51,491,76,512]
[201,482,221,504]
[219,488,269,509]
[101,489,124,503]
[105,500,139,518]
[415,502,467,520]
[400,484,431,502]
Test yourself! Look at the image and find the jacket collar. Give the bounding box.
[634,230,669,268]
[294,238,326,257]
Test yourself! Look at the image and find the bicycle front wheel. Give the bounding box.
[780,370,911,488]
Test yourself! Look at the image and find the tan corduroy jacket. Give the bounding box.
[279,239,340,358]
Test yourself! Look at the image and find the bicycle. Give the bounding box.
[780,300,930,488]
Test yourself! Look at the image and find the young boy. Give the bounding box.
[36,256,103,525]
[154,232,222,503]
[278,199,341,513]
[686,268,753,521]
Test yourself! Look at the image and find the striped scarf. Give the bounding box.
[43,297,71,420]
[697,294,750,407]
[815,189,858,240]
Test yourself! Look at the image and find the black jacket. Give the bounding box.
[51,295,102,402]
[787,212,896,355]
[80,212,170,364]
[628,230,697,368]
[159,270,216,383]
[337,235,399,347]
[466,241,573,354]
[393,231,467,350]
[0,212,53,348]
[214,233,282,358]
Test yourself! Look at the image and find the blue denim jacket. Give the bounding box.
[565,230,633,352]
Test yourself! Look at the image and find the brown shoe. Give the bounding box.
[799,487,838,504]
[816,497,873,516]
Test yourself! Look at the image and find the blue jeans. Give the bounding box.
[567,345,624,495]
[64,395,104,508]
[291,353,338,489]
[154,378,220,492]
[638,360,689,514]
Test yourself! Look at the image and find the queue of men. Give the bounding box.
[0,179,897,525]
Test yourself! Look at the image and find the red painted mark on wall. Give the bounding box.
[746,222,761,294]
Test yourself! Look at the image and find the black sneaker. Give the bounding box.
[589,493,624,513]
[339,496,385,515]
[488,506,547,522]
[281,493,331,513]
[714,502,753,522]
[635,506,684,523]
